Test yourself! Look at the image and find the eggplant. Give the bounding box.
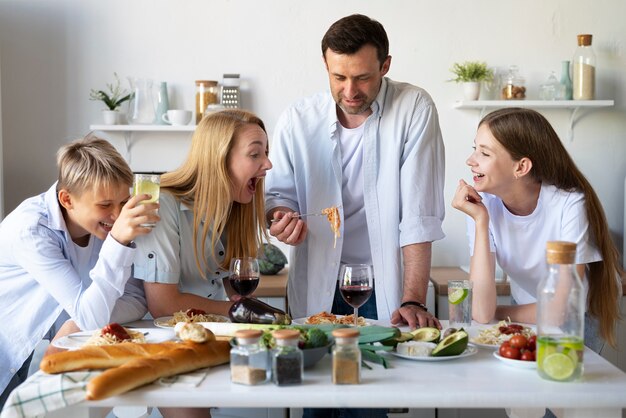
[229,297,292,325]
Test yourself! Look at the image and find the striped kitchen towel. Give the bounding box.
[0,371,95,418]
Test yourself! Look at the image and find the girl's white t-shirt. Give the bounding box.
[466,183,601,304]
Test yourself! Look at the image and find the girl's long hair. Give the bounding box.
[161,109,268,273]
[481,107,622,347]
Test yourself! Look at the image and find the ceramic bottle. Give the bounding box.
[154,82,170,125]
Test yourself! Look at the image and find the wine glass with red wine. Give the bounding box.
[229,257,260,297]
[338,264,373,327]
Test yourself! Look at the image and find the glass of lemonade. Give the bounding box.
[132,173,160,227]
[448,280,472,328]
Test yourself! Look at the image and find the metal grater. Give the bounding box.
[221,73,240,108]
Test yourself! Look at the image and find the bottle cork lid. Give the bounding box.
[195,80,218,86]
[577,34,592,46]
[332,328,360,338]
[234,329,263,339]
[272,329,300,340]
[546,241,577,264]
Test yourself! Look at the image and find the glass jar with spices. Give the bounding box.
[230,329,270,386]
[331,328,361,385]
[501,65,526,100]
[195,80,220,124]
[271,329,303,386]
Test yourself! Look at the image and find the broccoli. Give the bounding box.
[304,327,329,349]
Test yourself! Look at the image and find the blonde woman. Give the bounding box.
[133,109,272,318]
[452,108,622,351]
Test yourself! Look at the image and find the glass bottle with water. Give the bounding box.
[536,241,584,382]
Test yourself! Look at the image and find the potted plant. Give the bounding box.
[449,61,493,101]
[89,73,132,124]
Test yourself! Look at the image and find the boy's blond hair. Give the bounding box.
[56,136,133,196]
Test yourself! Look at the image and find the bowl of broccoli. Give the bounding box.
[258,326,333,368]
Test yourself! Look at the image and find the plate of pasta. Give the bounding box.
[293,311,370,327]
[52,325,173,350]
[154,308,229,328]
[469,320,535,349]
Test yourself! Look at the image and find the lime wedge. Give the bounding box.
[542,352,576,381]
[448,288,468,305]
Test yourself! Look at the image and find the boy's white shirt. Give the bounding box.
[0,182,146,394]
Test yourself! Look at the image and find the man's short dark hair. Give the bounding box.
[321,14,389,66]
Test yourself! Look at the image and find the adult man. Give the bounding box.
[266,14,445,330]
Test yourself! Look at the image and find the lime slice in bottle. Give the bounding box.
[448,288,468,305]
[542,352,576,381]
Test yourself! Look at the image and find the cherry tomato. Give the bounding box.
[520,350,536,361]
[527,335,537,351]
[509,324,524,332]
[500,345,521,360]
[509,334,528,349]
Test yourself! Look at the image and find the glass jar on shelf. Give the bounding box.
[501,65,526,100]
[195,80,220,124]
[540,71,564,100]
[572,34,595,100]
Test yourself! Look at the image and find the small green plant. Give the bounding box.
[89,73,132,110]
[449,61,493,83]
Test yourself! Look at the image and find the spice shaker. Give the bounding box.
[271,329,303,386]
[195,80,219,124]
[331,328,361,384]
[230,329,270,385]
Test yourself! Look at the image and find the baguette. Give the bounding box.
[40,342,180,374]
[86,340,231,400]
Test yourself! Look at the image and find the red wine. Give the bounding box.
[340,285,373,308]
[229,275,259,296]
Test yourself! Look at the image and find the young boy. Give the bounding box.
[0,136,159,408]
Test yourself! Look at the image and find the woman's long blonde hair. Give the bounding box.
[481,108,623,347]
[161,109,269,273]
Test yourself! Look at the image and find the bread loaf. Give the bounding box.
[40,342,180,374]
[86,340,230,400]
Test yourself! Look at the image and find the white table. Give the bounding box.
[67,323,626,418]
[6,320,624,418]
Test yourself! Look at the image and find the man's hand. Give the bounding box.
[268,208,308,246]
[391,305,441,330]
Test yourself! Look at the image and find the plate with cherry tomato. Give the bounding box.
[469,321,535,349]
[493,334,537,369]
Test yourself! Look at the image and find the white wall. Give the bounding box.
[0,0,625,267]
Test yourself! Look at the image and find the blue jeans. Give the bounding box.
[303,285,388,418]
[0,352,33,410]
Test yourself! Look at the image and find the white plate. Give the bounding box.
[52,328,174,350]
[390,344,478,362]
[292,316,372,326]
[468,323,536,349]
[154,315,229,328]
[493,351,537,369]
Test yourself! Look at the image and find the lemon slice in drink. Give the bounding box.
[448,288,468,305]
[542,352,576,381]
